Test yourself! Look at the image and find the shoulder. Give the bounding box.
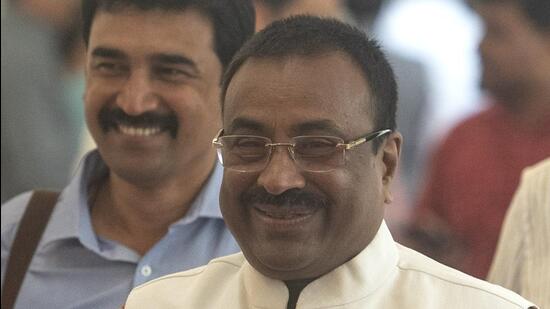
[396,244,536,308]
[2,191,34,270]
[126,253,245,306]
[521,158,550,188]
[2,191,34,242]
[517,158,550,223]
[139,252,244,288]
[508,158,550,219]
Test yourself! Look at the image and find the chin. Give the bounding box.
[248,246,319,279]
[112,164,171,187]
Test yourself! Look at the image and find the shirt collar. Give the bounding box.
[243,221,399,308]
[39,151,105,249]
[171,161,225,226]
[40,150,225,251]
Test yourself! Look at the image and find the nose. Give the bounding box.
[116,69,159,115]
[257,146,306,195]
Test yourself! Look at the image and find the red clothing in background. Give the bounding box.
[414,104,550,279]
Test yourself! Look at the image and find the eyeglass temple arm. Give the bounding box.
[343,129,392,150]
[212,129,224,146]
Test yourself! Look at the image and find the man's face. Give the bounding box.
[476,3,550,101]
[84,8,222,185]
[220,53,400,281]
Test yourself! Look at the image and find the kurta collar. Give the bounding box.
[242,221,399,308]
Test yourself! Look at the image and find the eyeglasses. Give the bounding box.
[212,128,392,173]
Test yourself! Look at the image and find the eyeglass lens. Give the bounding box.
[216,136,345,172]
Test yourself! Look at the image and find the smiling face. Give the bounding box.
[84,8,222,186]
[220,52,401,281]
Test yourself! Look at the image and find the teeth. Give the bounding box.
[118,124,161,137]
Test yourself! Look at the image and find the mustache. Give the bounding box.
[98,107,179,137]
[240,187,329,209]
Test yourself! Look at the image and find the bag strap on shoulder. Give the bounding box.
[1,190,59,309]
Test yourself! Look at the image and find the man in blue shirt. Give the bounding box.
[1,1,255,308]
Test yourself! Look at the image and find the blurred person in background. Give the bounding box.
[253,0,429,240]
[1,0,82,203]
[408,0,550,279]
[488,157,550,308]
[1,0,255,308]
[347,0,429,204]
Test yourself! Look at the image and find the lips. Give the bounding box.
[251,205,318,231]
[242,187,327,217]
[254,203,317,220]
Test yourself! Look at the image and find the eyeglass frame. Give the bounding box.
[211,128,392,172]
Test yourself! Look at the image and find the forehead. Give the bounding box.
[88,8,216,61]
[223,53,373,136]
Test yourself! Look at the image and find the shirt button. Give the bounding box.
[141,265,152,277]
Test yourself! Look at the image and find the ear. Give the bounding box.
[380,132,402,204]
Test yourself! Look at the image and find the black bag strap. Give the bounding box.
[1,190,59,309]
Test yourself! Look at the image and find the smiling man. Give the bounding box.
[1,1,254,308]
[124,16,537,309]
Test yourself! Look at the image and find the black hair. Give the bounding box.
[523,0,550,31]
[81,0,256,70]
[221,15,397,149]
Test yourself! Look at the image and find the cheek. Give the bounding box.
[171,87,222,131]
[220,172,256,218]
[337,172,385,240]
[83,84,107,135]
[83,77,117,108]
[339,159,385,211]
[318,169,384,256]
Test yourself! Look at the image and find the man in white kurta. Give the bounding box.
[125,15,537,309]
[125,222,535,308]
[488,158,550,308]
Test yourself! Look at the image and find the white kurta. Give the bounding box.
[488,157,550,308]
[125,222,537,308]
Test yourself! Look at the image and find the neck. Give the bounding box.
[496,82,550,127]
[91,157,216,255]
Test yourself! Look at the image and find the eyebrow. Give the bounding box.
[292,119,345,137]
[91,47,127,59]
[150,53,200,76]
[228,117,265,133]
[90,47,200,76]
